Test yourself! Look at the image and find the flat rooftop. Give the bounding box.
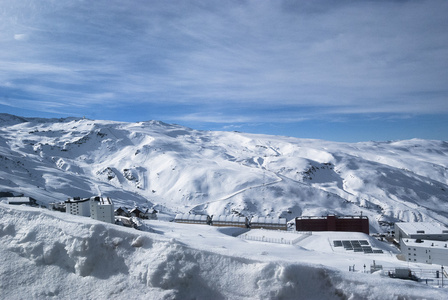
[3,197,33,203]
[395,222,448,235]
[65,197,90,203]
[402,238,448,250]
[97,197,113,205]
[297,215,368,220]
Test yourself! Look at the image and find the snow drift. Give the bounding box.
[1,204,446,300]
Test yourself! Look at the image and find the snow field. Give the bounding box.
[2,204,448,299]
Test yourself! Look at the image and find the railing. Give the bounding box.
[239,231,312,245]
[377,266,448,287]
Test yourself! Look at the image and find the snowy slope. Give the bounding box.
[1,113,448,232]
[1,203,447,300]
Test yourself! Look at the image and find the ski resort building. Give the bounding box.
[250,216,287,230]
[114,207,130,217]
[401,238,448,266]
[130,207,158,220]
[295,215,369,234]
[394,222,448,242]
[3,197,37,206]
[49,201,66,212]
[90,196,114,223]
[65,196,114,223]
[174,213,211,225]
[130,207,145,218]
[65,197,91,217]
[212,215,248,228]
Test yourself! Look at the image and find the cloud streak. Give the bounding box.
[1,0,448,124]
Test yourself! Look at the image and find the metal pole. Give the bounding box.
[442,266,444,287]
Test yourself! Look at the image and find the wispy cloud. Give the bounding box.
[1,0,448,124]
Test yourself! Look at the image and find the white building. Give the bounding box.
[90,196,114,223]
[401,238,448,266]
[2,197,37,206]
[65,196,114,223]
[395,222,448,242]
[65,197,91,217]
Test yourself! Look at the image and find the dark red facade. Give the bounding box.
[295,215,369,234]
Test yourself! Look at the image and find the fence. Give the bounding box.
[376,266,448,287]
[239,231,312,245]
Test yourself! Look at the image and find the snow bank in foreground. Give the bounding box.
[0,204,446,300]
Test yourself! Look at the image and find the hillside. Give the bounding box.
[1,113,448,232]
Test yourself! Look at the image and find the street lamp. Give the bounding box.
[442,266,444,287]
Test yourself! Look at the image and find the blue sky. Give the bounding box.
[1,0,447,142]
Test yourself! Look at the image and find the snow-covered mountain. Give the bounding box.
[2,114,448,299]
[1,113,447,231]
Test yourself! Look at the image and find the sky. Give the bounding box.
[1,0,447,142]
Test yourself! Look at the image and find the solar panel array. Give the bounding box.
[333,240,383,254]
